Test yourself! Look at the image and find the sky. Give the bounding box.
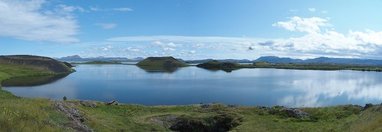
[1,0,382,59]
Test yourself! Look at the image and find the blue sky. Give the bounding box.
[1,0,382,59]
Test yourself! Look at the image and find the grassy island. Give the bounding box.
[1,55,382,131]
[137,57,187,73]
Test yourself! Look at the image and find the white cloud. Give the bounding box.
[113,7,133,12]
[58,4,85,13]
[272,16,329,33]
[89,6,99,11]
[95,23,117,29]
[0,0,78,43]
[271,16,382,58]
[308,8,316,12]
[98,16,382,59]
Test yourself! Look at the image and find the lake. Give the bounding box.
[4,64,382,107]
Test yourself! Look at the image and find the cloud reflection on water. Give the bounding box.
[279,73,382,107]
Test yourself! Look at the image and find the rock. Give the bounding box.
[106,100,118,105]
[363,103,373,110]
[200,104,211,109]
[80,100,97,108]
[54,101,92,132]
[227,104,238,108]
[282,108,310,119]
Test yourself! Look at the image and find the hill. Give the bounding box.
[0,55,73,73]
[196,60,239,72]
[137,56,187,67]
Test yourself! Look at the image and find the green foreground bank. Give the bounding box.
[1,63,382,131]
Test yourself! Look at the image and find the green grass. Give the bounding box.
[0,64,55,82]
[0,64,71,131]
[2,63,382,131]
[0,90,70,131]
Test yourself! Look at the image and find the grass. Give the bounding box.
[0,89,70,131]
[2,63,382,131]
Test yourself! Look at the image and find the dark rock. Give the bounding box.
[363,103,373,110]
[282,108,310,119]
[106,100,118,105]
[54,101,92,132]
[227,104,238,108]
[80,100,97,108]
[200,104,211,109]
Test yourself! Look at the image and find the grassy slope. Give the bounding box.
[0,64,71,131]
[1,63,382,131]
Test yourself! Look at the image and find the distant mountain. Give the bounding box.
[255,56,382,66]
[59,55,83,61]
[255,56,303,64]
[58,55,144,62]
[186,59,252,64]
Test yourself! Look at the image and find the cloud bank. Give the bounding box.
[0,0,79,43]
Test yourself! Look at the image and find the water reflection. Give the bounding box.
[278,73,382,107]
[2,74,69,87]
[137,65,179,73]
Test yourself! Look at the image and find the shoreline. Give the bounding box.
[73,61,382,73]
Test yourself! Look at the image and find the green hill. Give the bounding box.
[0,55,73,74]
[137,56,187,67]
[196,60,239,72]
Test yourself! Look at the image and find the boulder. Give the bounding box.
[80,100,97,108]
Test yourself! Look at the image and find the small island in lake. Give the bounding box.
[196,60,239,72]
[136,56,187,73]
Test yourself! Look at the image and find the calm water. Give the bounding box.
[4,64,382,107]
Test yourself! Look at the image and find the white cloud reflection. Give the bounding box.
[279,72,382,107]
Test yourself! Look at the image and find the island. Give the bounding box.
[196,60,239,72]
[1,55,382,131]
[136,56,187,73]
